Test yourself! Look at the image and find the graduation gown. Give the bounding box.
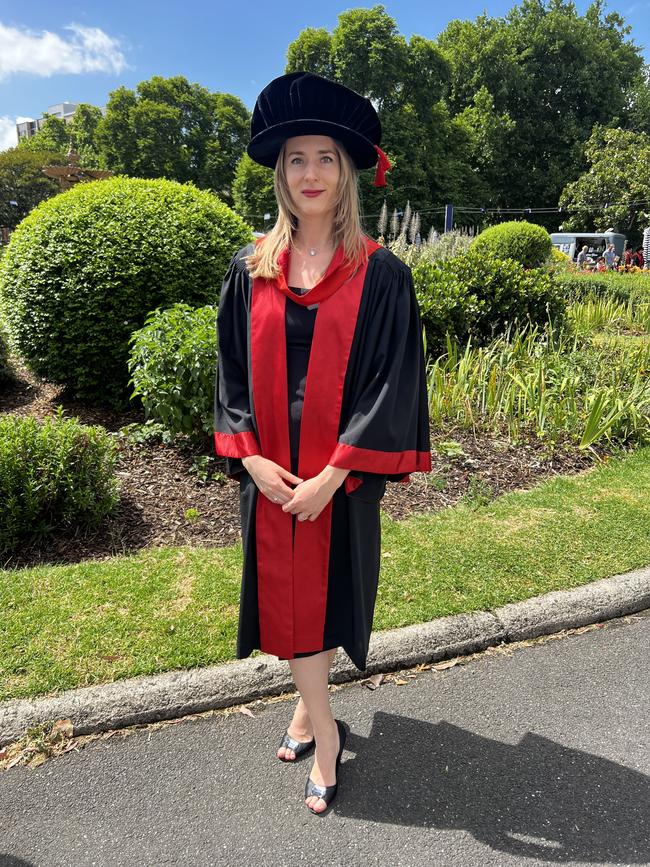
[213,238,431,671]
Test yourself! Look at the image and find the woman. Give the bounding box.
[213,72,431,815]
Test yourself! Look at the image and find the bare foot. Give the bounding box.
[305,719,340,813]
[277,697,314,761]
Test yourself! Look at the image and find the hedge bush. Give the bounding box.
[0,317,12,384]
[128,303,217,440]
[413,250,567,355]
[471,220,553,269]
[0,410,119,556]
[555,270,650,305]
[0,176,252,407]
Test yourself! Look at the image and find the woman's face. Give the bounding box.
[283,134,340,220]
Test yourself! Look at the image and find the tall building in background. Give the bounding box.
[16,103,105,141]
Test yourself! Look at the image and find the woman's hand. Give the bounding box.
[282,465,349,522]
[242,455,303,504]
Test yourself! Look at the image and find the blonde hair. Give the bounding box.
[245,137,367,280]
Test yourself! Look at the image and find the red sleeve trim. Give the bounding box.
[213,430,261,459]
[329,442,432,474]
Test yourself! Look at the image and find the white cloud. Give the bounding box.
[0,21,127,81]
[0,116,18,150]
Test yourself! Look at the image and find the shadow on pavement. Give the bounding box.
[336,712,650,863]
[0,857,36,867]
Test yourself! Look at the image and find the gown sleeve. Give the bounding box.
[213,246,261,479]
[328,252,432,491]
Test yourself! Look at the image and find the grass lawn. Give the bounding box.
[2,445,650,703]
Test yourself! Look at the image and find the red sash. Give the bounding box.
[251,238,380,657]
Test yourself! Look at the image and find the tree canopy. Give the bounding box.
[559,126,650,237]
[0,148,63,229]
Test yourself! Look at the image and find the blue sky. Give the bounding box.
[2,0,649,149]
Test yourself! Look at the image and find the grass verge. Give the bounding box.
[2,445,650,703]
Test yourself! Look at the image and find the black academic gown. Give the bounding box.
[213,241,431,671]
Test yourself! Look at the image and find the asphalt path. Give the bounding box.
[1,611,649,867]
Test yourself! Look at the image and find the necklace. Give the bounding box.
[293,241,332,258]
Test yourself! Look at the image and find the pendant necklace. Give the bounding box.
[293,242,330,258]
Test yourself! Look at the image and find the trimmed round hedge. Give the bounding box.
[471,220,553,269]
[0,176,252,406]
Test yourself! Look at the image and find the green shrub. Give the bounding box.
[0,410,120,556]
[413,250,566,355]
[471,220,553,269]
[127,303,217,439]
[556,270,650,306]
[0,176,252,407]
[0,317,13,384]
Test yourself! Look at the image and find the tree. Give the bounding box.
[285,28,334,78]
[203,93,250,199]
[96,76,249,202]
[0,148,62,229]
[624,66,650,135]
[437,0,644,210]
[232,154,276,230]
[454,87,517,206]
[68,104,104,168]
[330,6,409,108]
[559,125,650,238]
[17,114,70,154]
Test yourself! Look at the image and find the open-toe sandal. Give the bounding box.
[278,729,315,762]
[304,719,348,815]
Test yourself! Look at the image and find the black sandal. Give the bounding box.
[277,730,315,761]
[304,719,348,815]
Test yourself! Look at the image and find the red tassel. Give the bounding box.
[373,145,391,187]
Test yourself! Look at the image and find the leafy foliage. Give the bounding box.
[438,0,643,217]
[96,77,249,204]
[16,114,70,154]
[559,126,650,238]
[427,322,650,449]
[555,269,650,306]
[413,249,566,354]
[0,148,63,230]
[471,220,553,268]
[0,176,252,406]
[232,154,276,230]
[0,410,119,556]
[128,303,217,440]
[0,317,13,384]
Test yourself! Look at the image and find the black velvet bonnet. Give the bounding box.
[247,71,386,177]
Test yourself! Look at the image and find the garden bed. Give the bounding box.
[1,357,606,571]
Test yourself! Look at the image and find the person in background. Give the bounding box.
[576,245,589,269]
[634,247,644,269]
[596,256,607,272]
[604,243,616,270]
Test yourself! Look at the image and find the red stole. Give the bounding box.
[250,237,380,657]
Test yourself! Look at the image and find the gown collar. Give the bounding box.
[257,235,381,306]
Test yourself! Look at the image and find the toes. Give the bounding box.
[287,748,295,760]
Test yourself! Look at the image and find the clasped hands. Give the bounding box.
[241,455,349,522]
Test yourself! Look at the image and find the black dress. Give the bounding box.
[214,244,431,671]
